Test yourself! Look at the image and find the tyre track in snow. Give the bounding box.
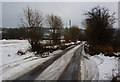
[81,57,99,80]
[80,46,99,81]
[1,50,63,74]
[1,56,34,67]
[1,56,40,75]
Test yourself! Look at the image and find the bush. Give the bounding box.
[27,27,43,55]
[16,50,26,56]
[86,44,114,56]
[60,44,67,50]
[112,44,120,53]
[114,47,120,52]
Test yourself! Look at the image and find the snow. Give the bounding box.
[0,40,30,65]
[0,40,62,80]
[90,53,118,80]
[36,42,84,80]
[81,45,118,80]
[117,52,120,55]
[80,46,99,80]
[81,58,99,80]
[114,52,120,56]
[1,40,118,80]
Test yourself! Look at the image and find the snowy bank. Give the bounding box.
[90,53,118,80]
[80,45,118,80]
[80,46,99,80]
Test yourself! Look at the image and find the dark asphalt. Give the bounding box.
[58,44,83,80]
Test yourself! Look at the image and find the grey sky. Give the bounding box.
[0,2,2,27]
[2,2,118,28]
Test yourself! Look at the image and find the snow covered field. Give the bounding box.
[0,40,30,65]
[0,40,62,80]
[81,46,118,80]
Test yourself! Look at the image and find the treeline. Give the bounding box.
[2,27,47,39]
[64,26,86,42]
[2,28,27,39]
[2,27,86,41]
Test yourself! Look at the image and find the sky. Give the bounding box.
[2,2,118,29]
[0,2,1,27]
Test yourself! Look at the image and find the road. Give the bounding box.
[4,42,99,81]
[58,44,83,80]
[15,45,76,80]
[10,42,85,81]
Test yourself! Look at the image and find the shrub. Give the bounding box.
[17,50,26,56]
[60,44,67,50]
[86,44,114,56]
[113,47,120,53]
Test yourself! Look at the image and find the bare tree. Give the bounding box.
[47,14,63,44]
[19,7,44,54]
[64,26,81,42]
[64,27,71,42]
[69,26,80,42]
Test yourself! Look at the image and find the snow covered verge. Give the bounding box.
[90,53,118,80]
[80,45,118,80]
[36,42,85,80]
[0,40,62,80]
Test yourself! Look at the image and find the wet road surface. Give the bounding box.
[58,44,83,80]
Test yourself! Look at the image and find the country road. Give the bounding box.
[12,42,86,81]
[16,45,76,80]
[2,2,119,82]
[3,42,100,81]
[58,45,83,80]
[35,43,84,80]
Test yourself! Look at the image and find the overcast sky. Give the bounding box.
[2,2,118,28]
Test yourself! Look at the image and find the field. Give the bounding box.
[0,40,62,80]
